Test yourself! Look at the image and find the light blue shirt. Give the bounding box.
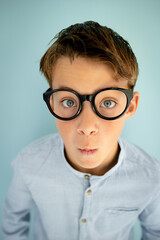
[1,133,160,240]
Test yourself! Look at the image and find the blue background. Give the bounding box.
[0,0,160,239]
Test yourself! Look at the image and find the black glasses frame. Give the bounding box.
[43,87,133,121]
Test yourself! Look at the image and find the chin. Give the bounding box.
[78,160,101,169]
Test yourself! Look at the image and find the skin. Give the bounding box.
[51,57,139,176]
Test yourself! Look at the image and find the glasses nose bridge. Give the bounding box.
[79,94,97,119]
[80,94,94,105]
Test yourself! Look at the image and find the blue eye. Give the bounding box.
[101,100,116,108]
[62,99,76,108]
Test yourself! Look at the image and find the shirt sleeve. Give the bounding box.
[1,153,33,240]
[138,188,160,240]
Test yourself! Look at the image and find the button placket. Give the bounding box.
[79,175,92,239]
[87,189,92,195]
[81,218,87,223]
[84,174,90,179]
[82,174,91,221]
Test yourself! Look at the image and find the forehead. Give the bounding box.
[51,57,128,93]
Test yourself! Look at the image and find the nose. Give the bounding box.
[77,102,99,136]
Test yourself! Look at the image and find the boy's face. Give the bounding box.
[51,57,139,175]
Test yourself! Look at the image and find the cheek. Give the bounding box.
[102,118,125,138]
[56,120,74,142]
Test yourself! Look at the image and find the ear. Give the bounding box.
[125,92,140,120]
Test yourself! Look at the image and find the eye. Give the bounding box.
[101,100,116,108]
[62,99,76,108]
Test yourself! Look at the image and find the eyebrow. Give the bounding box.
[54,85,123,93]
[57,86,75,91]
[54,86,87,94]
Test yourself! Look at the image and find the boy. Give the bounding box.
[2,21,160,240]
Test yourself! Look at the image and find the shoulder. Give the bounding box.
[12,133,63,178]
[119,138,160,168]
[19,133,61,157]
[119,138,160,188]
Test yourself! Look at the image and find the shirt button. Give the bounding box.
[81,218,87,223]
[84,175,89,179]
[87,190,92,195]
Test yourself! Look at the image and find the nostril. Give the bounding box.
[77,128,98,136]
[90,130,97,135]
[78,129,85,135]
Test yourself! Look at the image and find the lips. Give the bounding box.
[78,148,98,155]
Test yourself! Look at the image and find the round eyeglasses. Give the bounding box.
[43,87,133,121]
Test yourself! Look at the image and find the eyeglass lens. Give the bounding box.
[49,90,127,119]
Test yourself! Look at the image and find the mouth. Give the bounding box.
[78,148,98,155]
